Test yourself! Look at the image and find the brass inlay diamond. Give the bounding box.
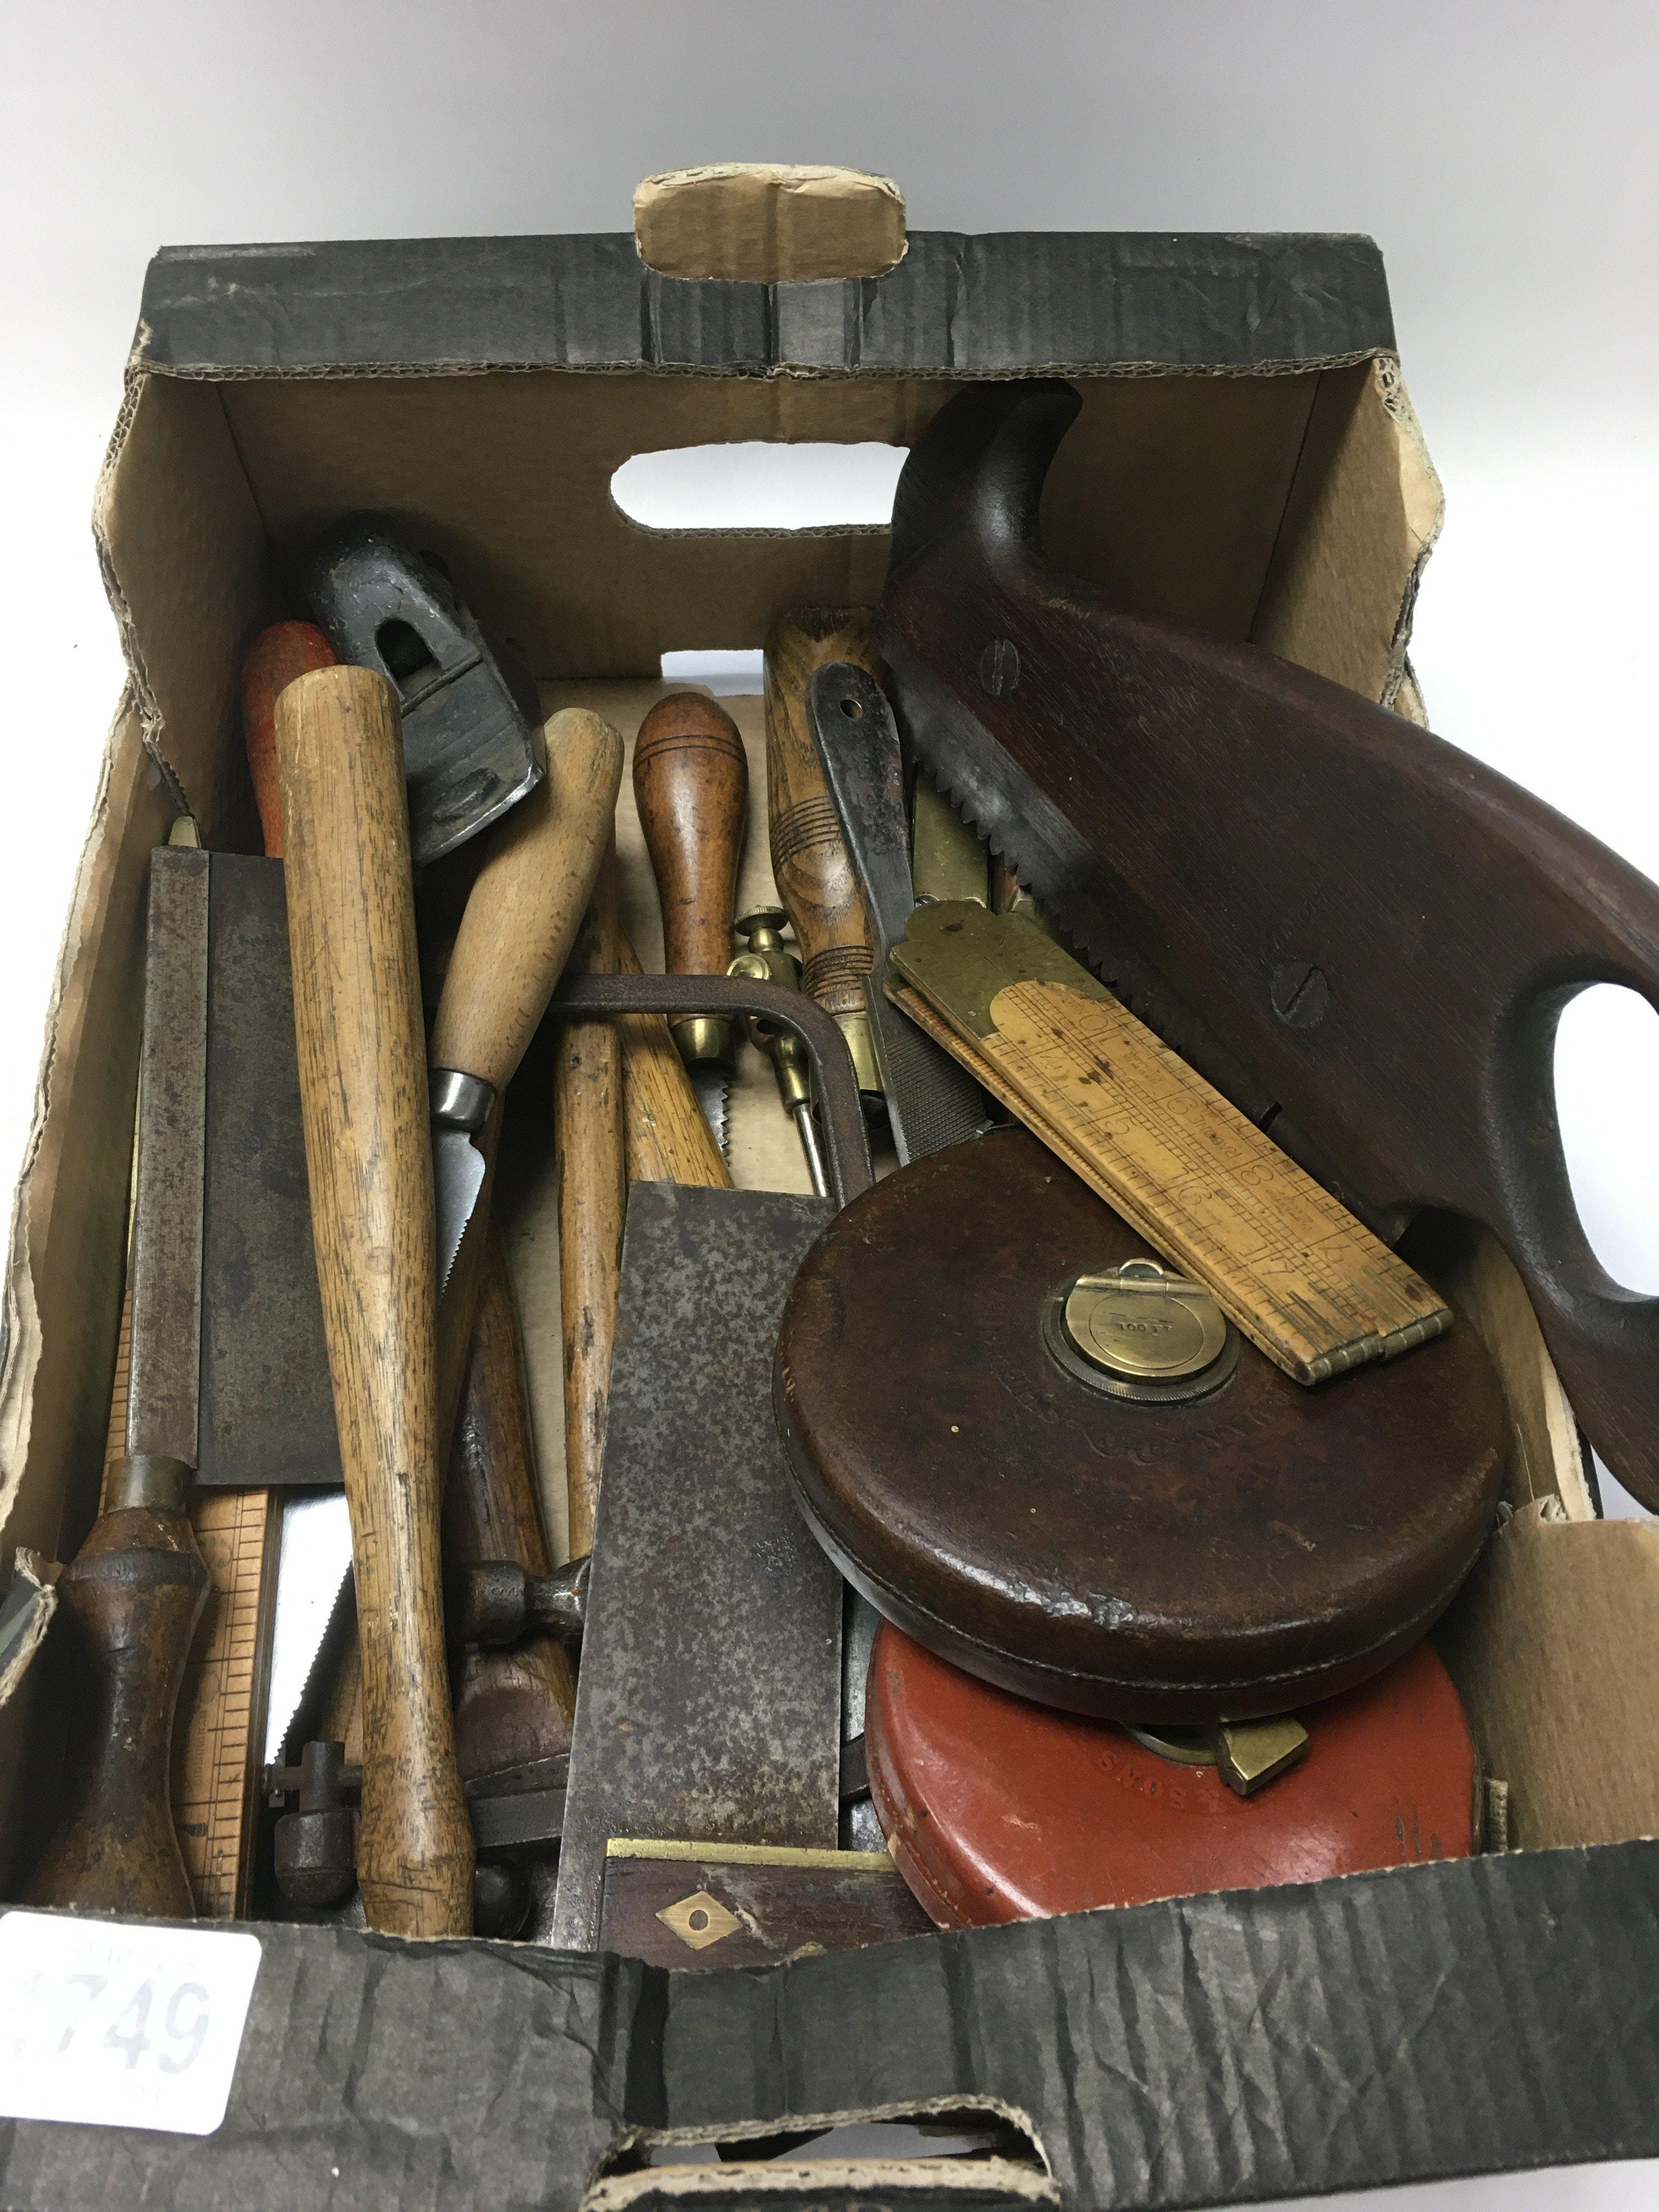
[656,1889,741,1951]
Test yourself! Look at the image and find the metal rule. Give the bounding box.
[550,1181,842,1953]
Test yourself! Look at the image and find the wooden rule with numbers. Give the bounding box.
[889,901,1449,1386]
[173,1488,280,1917]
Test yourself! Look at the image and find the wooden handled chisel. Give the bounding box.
[428,705,624,1444]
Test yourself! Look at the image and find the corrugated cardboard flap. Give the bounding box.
[6,1844,1659,2208]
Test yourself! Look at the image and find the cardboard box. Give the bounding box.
[4,167,1659,2209]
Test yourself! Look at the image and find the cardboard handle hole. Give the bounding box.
[612,443,906,533]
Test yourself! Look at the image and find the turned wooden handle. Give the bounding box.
[615,928,732,1189]
[447,1225,577,1780]
[274,663,472,1938]
[28,1504,209,1918]
[633,692,748,1037]
[240,622,337,859]
[430,707,623,1091]
[764,608,885,1023]
[556,854,628,1557]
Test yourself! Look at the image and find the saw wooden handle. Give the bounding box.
[274,663,471,1938]
[764,609,886,1091]
[447,1226,577,1779]
[240,621,337,859]
[27,1502,209,1918]
[556,854,627,1557]
[883,376,1659,1507]
[615,928,732,1188]
[634,692,748,1052]
[430,707,623,1092]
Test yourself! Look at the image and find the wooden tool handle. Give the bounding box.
[556,855,628,1557]
[764,609,885,1021]
[274,663,472,1938]
[240,622,337,859]
[615,928,733,1188]
[447,1226,577,1780]
[633,692,748,1003]
[27,1502,209,1918]
[430,707,623,1091]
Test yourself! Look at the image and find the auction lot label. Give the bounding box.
[0,1911,261,2136]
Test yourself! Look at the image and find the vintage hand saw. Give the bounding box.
[880,377,1659,1509]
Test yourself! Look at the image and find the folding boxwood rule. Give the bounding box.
[2,166,1658,2209]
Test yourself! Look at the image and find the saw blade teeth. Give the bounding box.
[915,747,1106,968]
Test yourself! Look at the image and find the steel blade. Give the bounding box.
[550,1181,842,1953]
[262,1489,354,1767]
[691,1062,731,1155]
[432,1123,487,1293]
[197,854,343,1488]
[806,662,992,1165]
[125,845,211,1465]
[885,635,1282,1128]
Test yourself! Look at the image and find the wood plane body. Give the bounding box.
[881,379,1659,1508]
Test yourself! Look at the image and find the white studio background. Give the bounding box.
[2,5,1656,2203]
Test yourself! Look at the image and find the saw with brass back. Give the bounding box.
[890,901,1448,1386]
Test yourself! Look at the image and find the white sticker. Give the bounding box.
[0,1912,262,2137]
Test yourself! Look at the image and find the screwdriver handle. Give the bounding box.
[430,708,623,1093]
[275,663,472,1939]
[27,1482,209,1918]
[633,692,748,1065]
[240,622,338,860]
[447,1226,578,1780]
[764,608,887,1092]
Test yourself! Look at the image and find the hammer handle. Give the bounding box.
[430,708,623,1092]
[275,664,472,1938]
[633,693,748,1006]
[27,1505,208,1918]
[764,610,885,1023]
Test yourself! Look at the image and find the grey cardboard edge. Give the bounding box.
[133,230,1395,379]
[4,1841,1658,2210]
